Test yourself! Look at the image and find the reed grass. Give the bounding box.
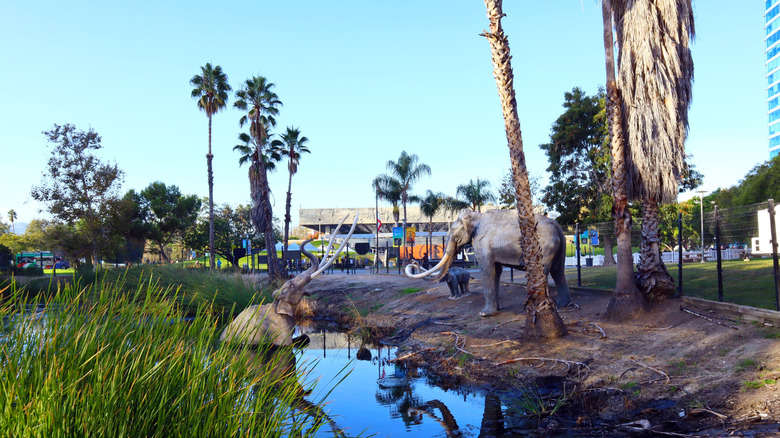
[0,278,335,437]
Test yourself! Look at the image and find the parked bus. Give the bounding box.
[14,252,68,269]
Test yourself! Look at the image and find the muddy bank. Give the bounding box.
[298,272,780,436]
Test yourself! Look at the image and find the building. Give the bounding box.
[767,0,780,158]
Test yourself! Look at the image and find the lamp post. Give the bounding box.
[318,218,323,260]
[697,190,707,263]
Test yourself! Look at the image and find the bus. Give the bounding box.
[14,252,68,269]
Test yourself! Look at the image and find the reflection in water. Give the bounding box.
[293,325,552,438]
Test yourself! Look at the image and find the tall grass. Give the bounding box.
[0,278,336,437]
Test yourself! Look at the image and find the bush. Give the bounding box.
[22,265,43,276]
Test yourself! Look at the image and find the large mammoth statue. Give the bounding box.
[220,214,359,347]
[406,209,570,316]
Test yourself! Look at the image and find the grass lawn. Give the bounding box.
[566,258,780,311]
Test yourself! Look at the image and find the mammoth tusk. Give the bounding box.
[404,253,451,279]
[318,215,349,269]
[312,213,359,277]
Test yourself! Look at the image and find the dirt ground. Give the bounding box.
[299,271,780,437]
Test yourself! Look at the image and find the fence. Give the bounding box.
[561,200,780,311]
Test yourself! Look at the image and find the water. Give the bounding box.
[295,324,546,438]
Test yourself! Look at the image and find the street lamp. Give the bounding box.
[318,218,323,260]
[697,190,707,263]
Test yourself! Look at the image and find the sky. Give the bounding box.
[0,1,769,232]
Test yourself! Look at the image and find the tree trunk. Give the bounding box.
[601,0,648,320]
[282,172,293,279]
[249,160,279,281]
[483,0,566,339]
[603,234,616,265]
[207,114,215,270]
[637,197,676,301]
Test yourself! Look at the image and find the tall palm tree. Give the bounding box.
[376,151,431,229]
[372,177,402,225]
[456,178,496,212]
[419,190,445,259]
[612,0,695,304]
[272,127,310,274]
[482,0,566,338]
[600,0,647,319]
[7,209,17,234]
[190,63,231,270]
[234,76,283,281]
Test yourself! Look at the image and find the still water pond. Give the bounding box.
[296,323,549,438]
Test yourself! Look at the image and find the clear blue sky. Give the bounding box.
[0,1,767,230]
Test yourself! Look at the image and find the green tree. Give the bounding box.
[456,178,496,212]
[7,210,17,234]
[712,156,780,209]
[190,63,232,270]
[419,190,445,259]
[272,127,310,273]
[540,87,611,225]
[375,151,431,228]
[372,176,402,225]
[483,0,566,338]
[31,124,124,266]
[498,170,541,210]
[612,0,695,303]
[234,76,283,281]
[140,182,201,263]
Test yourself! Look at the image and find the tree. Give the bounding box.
[372,176,403,224]
[140,182,201,263]
[191,63,232,270]
[612,0,695,303]
[482,0,566,338]
[419,190,445,259]
[456,178,496,212]
[375,151,431,228]
[540,88,612,225]
[7,210,17,234]
[234,76,283,281]
[272,127,310,275]
[600,0,647,319]
[712,156,780,209]
[31,124,124,266]
[498,170,541,210]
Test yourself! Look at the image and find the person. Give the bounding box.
[217,259,222,269]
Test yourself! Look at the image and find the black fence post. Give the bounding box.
[769,199,780,311]
[386,241,390,274]
[575,223,582,287]
[677,212,683,297]
[714,205,723,302]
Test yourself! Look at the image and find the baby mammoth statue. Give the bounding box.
[440,267,471,299]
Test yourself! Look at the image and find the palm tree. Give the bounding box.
[7,209,17,234]
[600,0,647,319]
[234,76,283,281]
[456,178,496,212]
[377,151,431,229]
[372,177,403,225]
[611,0,695,304]
[419,190,445,259]
[272,127,310,275]
[482,0,566,338]
[190,63,231,270]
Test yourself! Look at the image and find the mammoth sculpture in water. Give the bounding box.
[220,214,359,347]
[405,209,570,317]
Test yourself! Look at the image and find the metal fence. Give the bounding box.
[562,200,780,311]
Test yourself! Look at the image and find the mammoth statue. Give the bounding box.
[440,267,470,299]
[220,214,359,347]
[406,209,570,316]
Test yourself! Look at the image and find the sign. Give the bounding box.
[590,229,599,246]
[392,226,403,239]
[393,238,402,247]
[405,226,416,244]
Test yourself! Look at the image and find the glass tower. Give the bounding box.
[768,0,780,158]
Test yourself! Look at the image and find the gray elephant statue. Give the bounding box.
[220,214,359,347]
[440,267,471,299]
[405,209,570,316]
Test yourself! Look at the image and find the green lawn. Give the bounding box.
[567,258,780,310]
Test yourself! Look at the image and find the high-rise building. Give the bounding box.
[767,0,780,158]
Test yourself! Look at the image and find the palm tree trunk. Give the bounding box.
[637,197,675,301]
[601,0,647,320]
[603,234,616,265]
[282,172,294,278]
[483,0,566,339]
[207,114,215,270]
[249,159,279,281]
